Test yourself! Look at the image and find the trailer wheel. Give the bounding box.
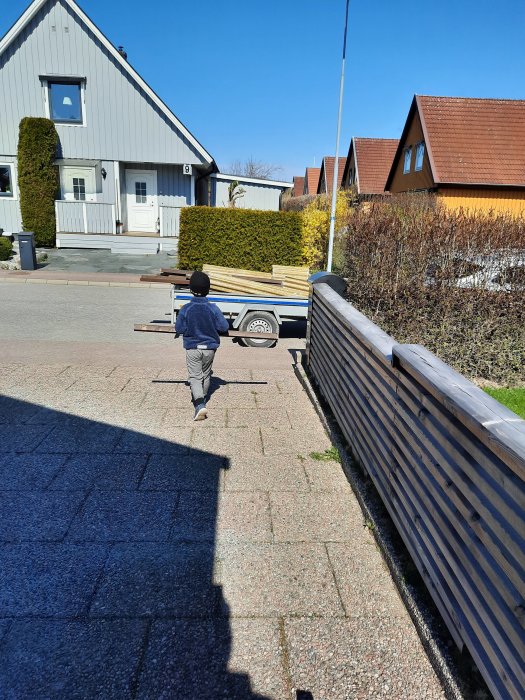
[239,311,278,348]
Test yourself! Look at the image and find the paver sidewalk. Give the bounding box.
[0,359,446,699]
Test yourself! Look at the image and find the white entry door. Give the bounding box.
[125,170,158,232]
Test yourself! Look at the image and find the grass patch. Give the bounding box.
[309,446,341,463]
[483,387,525,419]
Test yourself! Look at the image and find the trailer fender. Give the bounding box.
[232,304,282,329]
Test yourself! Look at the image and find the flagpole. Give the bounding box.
[326,0,350,272]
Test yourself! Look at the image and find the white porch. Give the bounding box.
[55,201,181,254]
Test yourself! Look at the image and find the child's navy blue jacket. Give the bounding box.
[175,296,229,350]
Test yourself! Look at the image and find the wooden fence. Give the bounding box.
[306,283,525,700]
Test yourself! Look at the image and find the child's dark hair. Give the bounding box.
[189,271,210,296]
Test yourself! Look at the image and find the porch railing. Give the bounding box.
[55,201,116,235]
[159,205,180,237]
[56,201,181,238]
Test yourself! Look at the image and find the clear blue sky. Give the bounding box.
[3,0,525,180]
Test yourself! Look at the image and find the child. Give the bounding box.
[175,271,229,420]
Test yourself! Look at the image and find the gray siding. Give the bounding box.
[125,163,191,207]
[212,178,284,211]
[0,155,22,233]
[0,0,207,165]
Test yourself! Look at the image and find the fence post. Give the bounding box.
[55,201,60,233]
[82,203,88,234]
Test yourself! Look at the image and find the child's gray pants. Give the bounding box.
[186,349,216,404]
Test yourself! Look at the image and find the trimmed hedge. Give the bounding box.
[178,207,303,273]
[0,237,13,261]
[17,117,59,247]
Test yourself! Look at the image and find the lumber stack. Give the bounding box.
[140,264,311,297]
[203,264,310,298]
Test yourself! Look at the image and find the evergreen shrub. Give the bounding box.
[0,237,13,261]
[179,206,303,272]
[17,117,59,247]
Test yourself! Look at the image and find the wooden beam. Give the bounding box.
[133,323,278,340]
[139,275,189,284]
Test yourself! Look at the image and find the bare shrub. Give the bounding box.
[282,194,316,212]
[343,194,525,384]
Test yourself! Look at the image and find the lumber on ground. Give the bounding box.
[134,323,278,339]
[140,275,189,284]
[159,268,193,277]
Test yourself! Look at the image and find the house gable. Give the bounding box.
[317,156,347,195]
[303,167,320,195]
[341,140,356,190]
[0,0,214,166]
[354,138,399,195]
[386,97,435,193]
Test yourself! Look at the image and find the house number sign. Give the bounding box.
[183,164,192,176]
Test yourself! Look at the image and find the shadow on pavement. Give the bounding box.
[0,394,271,699]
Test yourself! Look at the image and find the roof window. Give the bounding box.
[403,147,412,175]
[415,142,425,172]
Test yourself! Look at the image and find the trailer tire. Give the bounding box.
[239,311,278,348]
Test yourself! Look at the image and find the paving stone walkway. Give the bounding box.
[0,358,446,699]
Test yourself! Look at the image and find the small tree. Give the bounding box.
[228,180,246,208]
[17,117,59,247]
[226,157,283,180]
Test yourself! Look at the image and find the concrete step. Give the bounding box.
[56,233,178,255]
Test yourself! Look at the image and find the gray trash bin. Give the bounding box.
[308,271,346,296]
[17,232,37,271]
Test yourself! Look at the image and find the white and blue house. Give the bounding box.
[0,0,291,253]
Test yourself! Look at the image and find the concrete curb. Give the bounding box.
[293,359,468,700]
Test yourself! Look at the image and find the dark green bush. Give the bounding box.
[178,207,303,272]
[0,237,13,261]
[17,117,59,247]
[343,194,525,384]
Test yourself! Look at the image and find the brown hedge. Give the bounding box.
[342,194,525,384]
[178,206,303,273]
[17,117,59,247]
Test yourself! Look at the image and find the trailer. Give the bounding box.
[135,270,345,347]
[171,288,309,347]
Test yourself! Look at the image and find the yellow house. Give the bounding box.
[385,95,525,216]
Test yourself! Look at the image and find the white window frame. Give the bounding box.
[415,142,425,172]
[43,78,87,128]
[0,163,16,200]
[59,166,97,202]
[403,147,413,175]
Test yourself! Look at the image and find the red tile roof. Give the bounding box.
[304,167,321,194]
[292,176,305,198]
[320,156,347,194]
[353,138,399,194]
[418,95,525,186]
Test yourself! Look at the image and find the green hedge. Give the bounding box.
[178,207,303,272]
[0,237,13,261]
[17,117,59,247]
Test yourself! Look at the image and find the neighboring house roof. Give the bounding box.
[317,156,347,194]
[0,0,215,166]
[386,95,525,189]
[343,138,398,194]
[212,173,293,188]
[304,167,321,194]
[292,176,305,198]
